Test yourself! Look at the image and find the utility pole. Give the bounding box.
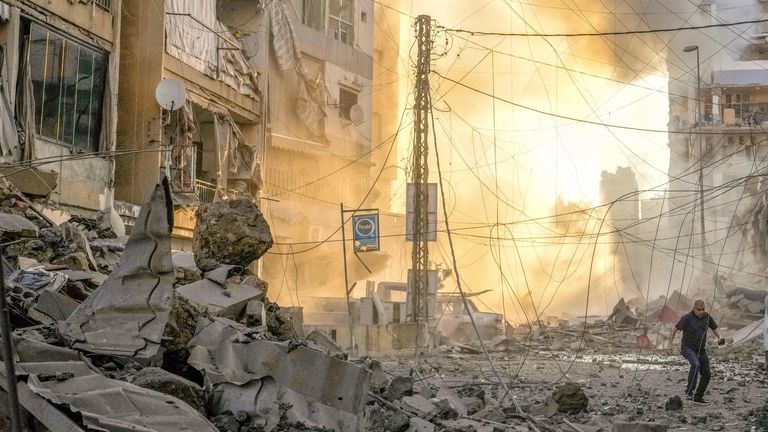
[409,15,432,346]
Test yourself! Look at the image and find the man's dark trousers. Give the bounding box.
[682,346,711,397]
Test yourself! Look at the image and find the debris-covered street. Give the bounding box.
[2,0,768,431]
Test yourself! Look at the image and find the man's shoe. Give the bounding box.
[692,396,708,404]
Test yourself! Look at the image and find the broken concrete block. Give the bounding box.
[306,329,344,356]
[437,386,468,417]
[29,291,79,322]
[612,422,667,432]
[406,417,435,432]
[0,212,38,238]
[129,367,206,414]
[59,178,175,359]
[385,413,410,432]
[244,299,266,327]
[51,252,89,271]
[97,206,126,238]
[473,406,506,423]
[547,382,589,414]
[17,360,218,431]
[462,397,483,415]
[208,378,279,431]
[385,375,414,400]
[402,395,436,416]
[172,251,202,285]
[176,266,265,319]
[187,317,371,431]
[192,198,273,271]
[746,301,764,314]
[664,395,683,411]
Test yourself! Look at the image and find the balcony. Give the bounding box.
[195,179,216,204]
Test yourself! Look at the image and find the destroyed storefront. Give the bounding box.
[0,1,120,213]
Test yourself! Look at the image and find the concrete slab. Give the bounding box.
[0,212,38,238]
[612,422,667,432]
[59,178,175,359]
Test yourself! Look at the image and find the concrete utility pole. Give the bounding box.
[409,15,432,343]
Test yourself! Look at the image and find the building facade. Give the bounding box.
[115,0,263,245]
[0,0,121,214]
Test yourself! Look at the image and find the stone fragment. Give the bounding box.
[244,299,266,327]
[385,376,414,400]
[547,382,589,414]
[437,386,467,417]
[612,422,667,432]
[462,397,483,415]
[473,406,506,423]
[691,415,707,425]
[406,417,435,432]
[51,252,89,271]
[664,395,683,411]
[386,412,410,432]
[192,198,273,271]
[402,395,436,416]
[129,367,205,414]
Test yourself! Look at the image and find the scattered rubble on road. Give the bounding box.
[0,177,767,432]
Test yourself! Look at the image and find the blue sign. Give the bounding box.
[352,214,380,252]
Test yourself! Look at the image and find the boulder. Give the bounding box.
[192,198,272,271]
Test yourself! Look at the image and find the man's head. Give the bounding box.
[693,300,706,317]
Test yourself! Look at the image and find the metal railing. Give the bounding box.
[195,180,216,204]
[94,0,111,11]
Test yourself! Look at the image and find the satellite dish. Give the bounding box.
[349,104,365,126]
[155,78,187,111]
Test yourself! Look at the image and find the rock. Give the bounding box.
[192,198,273,271]
[437,386,467,417]
[129,367,205,413]
[172,251,202,285]
[51,252,89,271]
[96,206,125,238]
[547,382,589,414]
[385,375,414,400]
[402,395,436,416]
[211,413,239,432]
[473,406,506,423]
[462,397,483,415]
[406,417,435,432]
[691,414,707,425]
[664,395,683,411]
[386,412,410,432]
[612,422,667,432]
[432,398,459,420]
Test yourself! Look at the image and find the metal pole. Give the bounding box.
[0,246,22,432]
[696,48,706,266]
[340,204,355,356]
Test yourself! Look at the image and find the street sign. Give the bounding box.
[352,213,379,252]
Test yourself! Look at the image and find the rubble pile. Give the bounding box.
[0,180,370,432]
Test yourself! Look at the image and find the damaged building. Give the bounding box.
[0,0,120,214]
[115,0,263,248]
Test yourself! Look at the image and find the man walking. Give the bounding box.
[669,299,724,403]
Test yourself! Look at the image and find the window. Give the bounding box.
[338,87,358,120]
[301,0,354,46]
[361,11,367,23]
[301,0,325,31]
[24,21,107,151]
[328,0,353,45]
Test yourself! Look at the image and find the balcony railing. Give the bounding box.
[195,179,216,204]
[94,0,111,11]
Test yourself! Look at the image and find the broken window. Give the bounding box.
[328,0,353,45]
[302,0,326,31]
[24,21,107,152]
[338,87,358,121]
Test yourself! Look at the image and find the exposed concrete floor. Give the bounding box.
[376,347,768,431]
